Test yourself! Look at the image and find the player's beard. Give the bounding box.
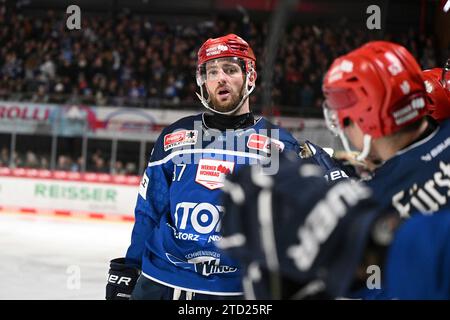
[209,86,244,114]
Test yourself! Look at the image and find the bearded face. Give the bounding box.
[205,58,246,114]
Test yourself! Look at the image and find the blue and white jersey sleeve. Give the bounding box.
[125,131,172,267]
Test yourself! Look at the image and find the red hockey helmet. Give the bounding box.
[196,34,257,115]
[422,67,450,122]
[323,41,427,138]
[197,33,256,71]
[322,41,428,159]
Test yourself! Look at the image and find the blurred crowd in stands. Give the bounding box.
[0,146,138,175]
[0,4,442,114]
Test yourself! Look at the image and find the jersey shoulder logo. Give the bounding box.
[164,130,198,151]
[247,133,285,153]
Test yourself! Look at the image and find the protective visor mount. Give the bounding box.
[322,102,372,162]
[196,57,256,115]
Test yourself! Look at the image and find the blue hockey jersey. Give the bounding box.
[350,210,450,300]
[125,113,300,295]
[383,211,450,299]
[365,119,450,217]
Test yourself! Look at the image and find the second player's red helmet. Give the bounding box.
[322,41,428,159]
[422,66,450,122]
[196,34,257,115]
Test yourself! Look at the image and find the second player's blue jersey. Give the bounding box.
[125,113,300,295]
[365,119,450,217]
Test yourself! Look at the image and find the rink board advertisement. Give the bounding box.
[0,101,196,139]
[0,169,139,218]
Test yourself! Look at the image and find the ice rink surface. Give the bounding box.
[0,213,133,300]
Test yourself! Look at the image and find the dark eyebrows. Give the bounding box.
[222,63,239,68]
[206,62,239,69]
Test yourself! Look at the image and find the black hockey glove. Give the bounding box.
[106,257,141,300]
[300,140,349,183]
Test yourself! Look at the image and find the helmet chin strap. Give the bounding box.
[338,131,372,162]
[356,134,372,161]
[324,107,373,162]
[196,71,255,116]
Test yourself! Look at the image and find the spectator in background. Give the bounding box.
[40,155,50,170]
[0,4,442,113]
[93,156,109,173]
[70,156,84,172]
[0,147,9,167]
[24,151,39,168]
[12,151,23,168]
[300,84,313,108]
[112,160,125,175]
[56,155,72,171]
[124,162,137,175]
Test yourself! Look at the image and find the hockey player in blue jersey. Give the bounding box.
[219,152,450,300]
[105,34,301,300]
[217,42,450,301]
[321,41,450,217]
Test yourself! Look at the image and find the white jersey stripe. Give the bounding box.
[148,148,267,167]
